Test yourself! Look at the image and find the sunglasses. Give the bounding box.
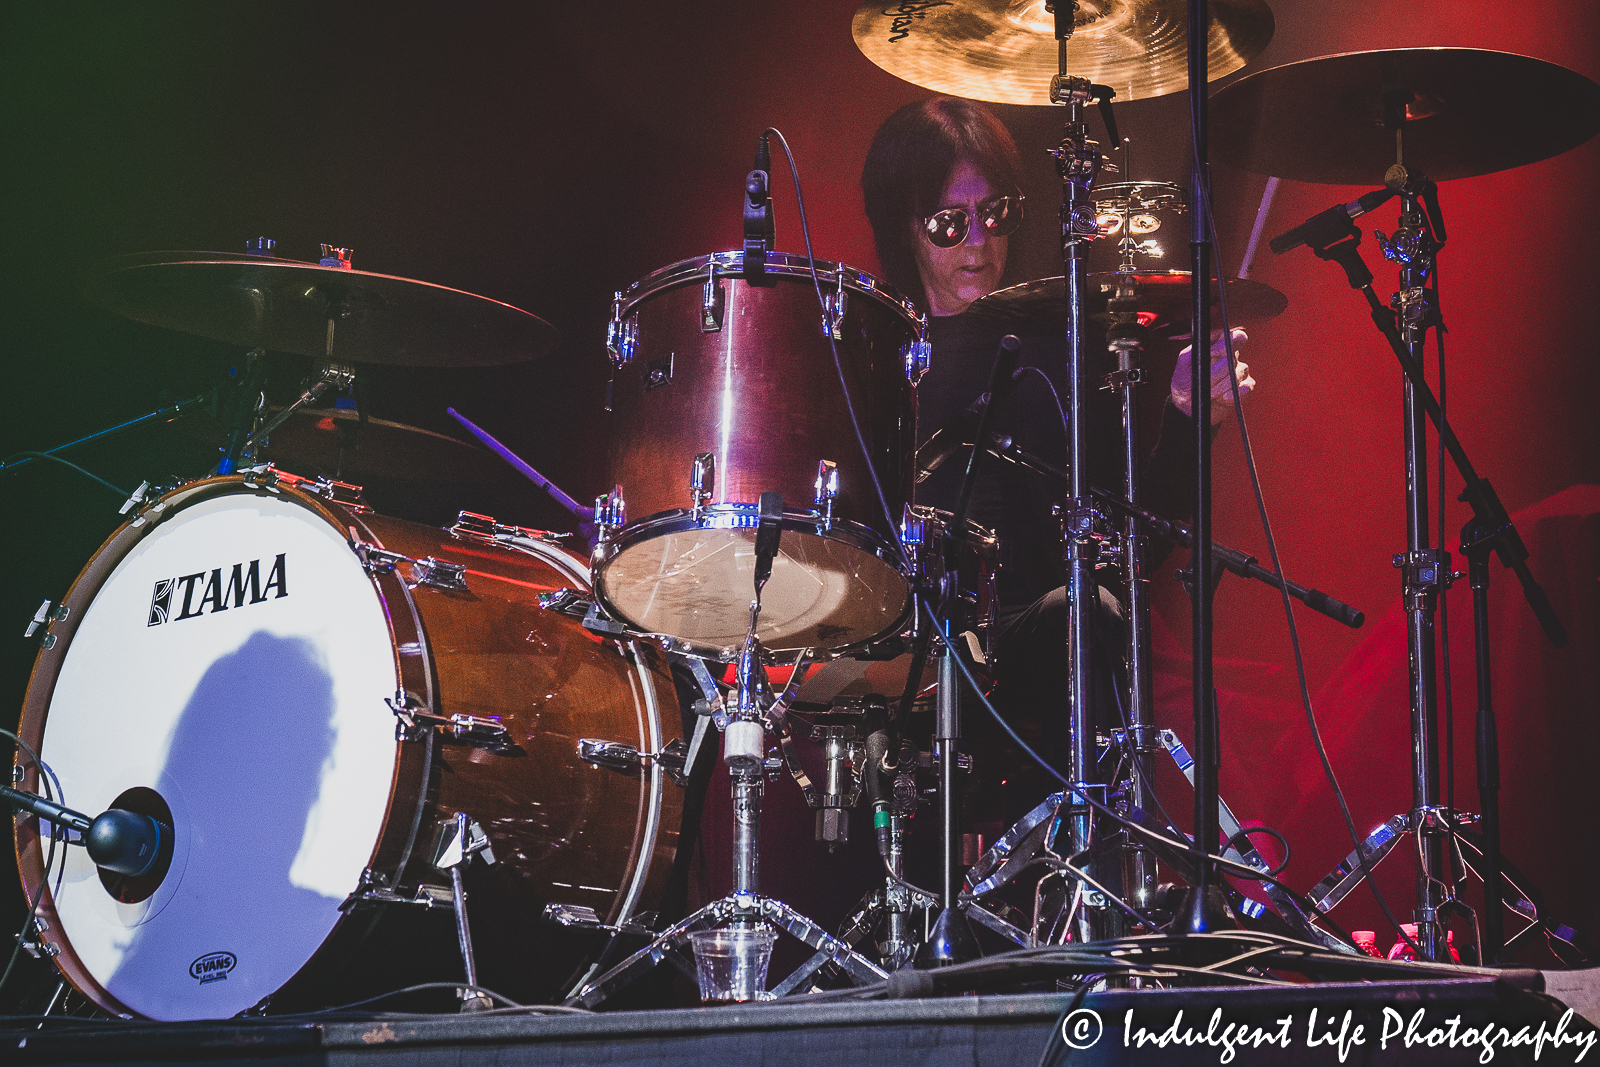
[920,195,1026,248]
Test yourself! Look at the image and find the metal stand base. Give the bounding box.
[566,893,888,1008]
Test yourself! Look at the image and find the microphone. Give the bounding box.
[753,490,783,591]
[742,132,775,285]
[1269,188,1396,255]
[2,786,169,878]
[914,367,1028,483]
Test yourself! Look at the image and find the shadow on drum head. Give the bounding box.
[107,630,339,1010]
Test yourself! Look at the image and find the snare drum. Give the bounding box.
[12,474,680,1020]
[595,252,925,658]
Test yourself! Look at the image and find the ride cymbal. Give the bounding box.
[1210,48,1600,184]
[852,0,1275,104]
[85,251,559,366]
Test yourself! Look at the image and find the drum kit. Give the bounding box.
[6,0,1598,1024]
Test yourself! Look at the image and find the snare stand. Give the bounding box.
[563,492,888,1007]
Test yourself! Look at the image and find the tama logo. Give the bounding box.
[190,951,236,984]
[148,553,287,626]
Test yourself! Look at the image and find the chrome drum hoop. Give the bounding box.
[593,504,912,661]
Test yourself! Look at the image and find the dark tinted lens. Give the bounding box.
[922,208,969,248]
[979,196,1024,237]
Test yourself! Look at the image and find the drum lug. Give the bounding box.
[410,557,468,592]
[606,290,637,365]
[701,264,725,332]
[452,511,565,547]
[594,485,626,533]
[578,736,690,786]
[23,598,69,650]
[387,690,517,752]
[690,452,715,510]
[250,464,371,512]
[814,460,839,528]
[543,902,657,937]
[902,333,932,385]
[821,263,849,339]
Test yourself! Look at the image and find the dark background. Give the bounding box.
[3,1,1597,1007]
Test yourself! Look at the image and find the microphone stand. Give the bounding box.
[1183,0,1226,935]
[1285,186,1567,964]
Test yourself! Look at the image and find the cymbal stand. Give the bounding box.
[1182,0,1225,935]
[565,493,888,1007]
[1046,2,1117,943]
[224,297,358,473]
[1289,170,1568,963]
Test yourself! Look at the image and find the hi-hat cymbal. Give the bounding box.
[852,0,1274,104]
[966,271,1287,331]
[1210,48,1600,184]
[85,251,558,366]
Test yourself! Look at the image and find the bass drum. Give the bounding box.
[12,474,681,1020]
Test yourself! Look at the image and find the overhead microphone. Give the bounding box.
[1269,187,1397,254]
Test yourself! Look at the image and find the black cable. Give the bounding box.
[1035,975,1101,1067]
[1188,142,1417,957]
[922,596,1339,925]
[1,452,129,498]
[1222,826,1290,877]
[765,128,909,570]
[0,729,62,999]
[1434,258,1455,817]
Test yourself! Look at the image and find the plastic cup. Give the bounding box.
[687,926,777,1003]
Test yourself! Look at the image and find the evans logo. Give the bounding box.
[190,951,236,984]
[148,553,287,626]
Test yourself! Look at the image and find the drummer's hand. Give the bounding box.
[1171,327,1254,426]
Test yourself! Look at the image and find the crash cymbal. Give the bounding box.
[852,0,1274,104]
[966,271,1287,331]
[84,251,558,366]
[1211,48,1600,184]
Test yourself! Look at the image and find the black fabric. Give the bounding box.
[913,310,1199,618]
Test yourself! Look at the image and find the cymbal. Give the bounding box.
[84,251,558,366]
[1210,48,1600,184]
[184,405,518,486]
[851,0,1274,104]
[966,271,1287,331]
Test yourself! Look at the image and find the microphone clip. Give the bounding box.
[743,133,776,286]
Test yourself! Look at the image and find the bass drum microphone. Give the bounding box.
[2,784,170,878]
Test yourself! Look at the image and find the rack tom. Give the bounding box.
[596,251,927,658]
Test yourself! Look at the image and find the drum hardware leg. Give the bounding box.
[431,812,496,1012]
[564,494,888,1007]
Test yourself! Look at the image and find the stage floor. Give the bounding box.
[7,970,1597,1067]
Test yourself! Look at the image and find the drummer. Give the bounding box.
[860,96,1254,806]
